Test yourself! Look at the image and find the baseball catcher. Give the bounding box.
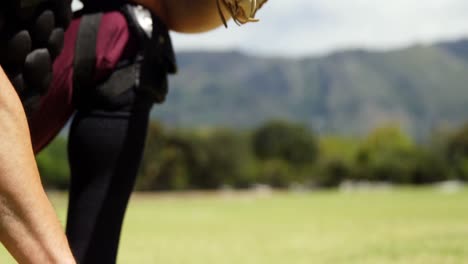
[61,1,269,262]
[0,0,269,262]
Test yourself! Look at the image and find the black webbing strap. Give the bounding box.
[72,13,102,106]
[149,14,177,74]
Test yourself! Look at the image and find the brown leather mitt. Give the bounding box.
[217,0,269,27]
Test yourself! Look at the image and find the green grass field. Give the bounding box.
[1,187,468,263]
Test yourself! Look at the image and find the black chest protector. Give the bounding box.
[0,0,72,116]
[73,3,177,110]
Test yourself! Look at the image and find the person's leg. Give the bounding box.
[66,91,152,263]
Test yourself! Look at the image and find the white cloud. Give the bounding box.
[170,0,468,56]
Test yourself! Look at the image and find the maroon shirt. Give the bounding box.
[30,11,131,153]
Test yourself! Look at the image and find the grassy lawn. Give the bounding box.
[1,187,468,263]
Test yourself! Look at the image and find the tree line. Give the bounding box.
[37,121,468,190]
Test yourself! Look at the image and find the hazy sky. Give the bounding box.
[72,0,468,57]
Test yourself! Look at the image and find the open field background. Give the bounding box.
[1,187,468,263]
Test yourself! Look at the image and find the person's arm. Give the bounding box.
[0,67,75,263]
[132,0,231,33]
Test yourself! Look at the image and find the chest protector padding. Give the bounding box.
[0,0,72,117]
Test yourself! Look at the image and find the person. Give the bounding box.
[38,4,173,262]
[0,0,267,262]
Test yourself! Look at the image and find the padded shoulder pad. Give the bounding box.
[0,0,71,117]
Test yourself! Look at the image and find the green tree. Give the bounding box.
[182,130,254,189]
[252,120,318,166]
[447,123,468,180]
[355,125,449,183]
[137,124,257,190]
[355,125,415,182]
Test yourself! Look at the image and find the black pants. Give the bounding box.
[66,89,152,263]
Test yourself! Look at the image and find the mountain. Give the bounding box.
[151,39,468,138]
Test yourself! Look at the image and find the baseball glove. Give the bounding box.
[216,0,268,27]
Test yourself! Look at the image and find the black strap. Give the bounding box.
[151,14,177,74]
[72,13,102,105]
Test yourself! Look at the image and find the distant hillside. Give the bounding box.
[151,39,468,138]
